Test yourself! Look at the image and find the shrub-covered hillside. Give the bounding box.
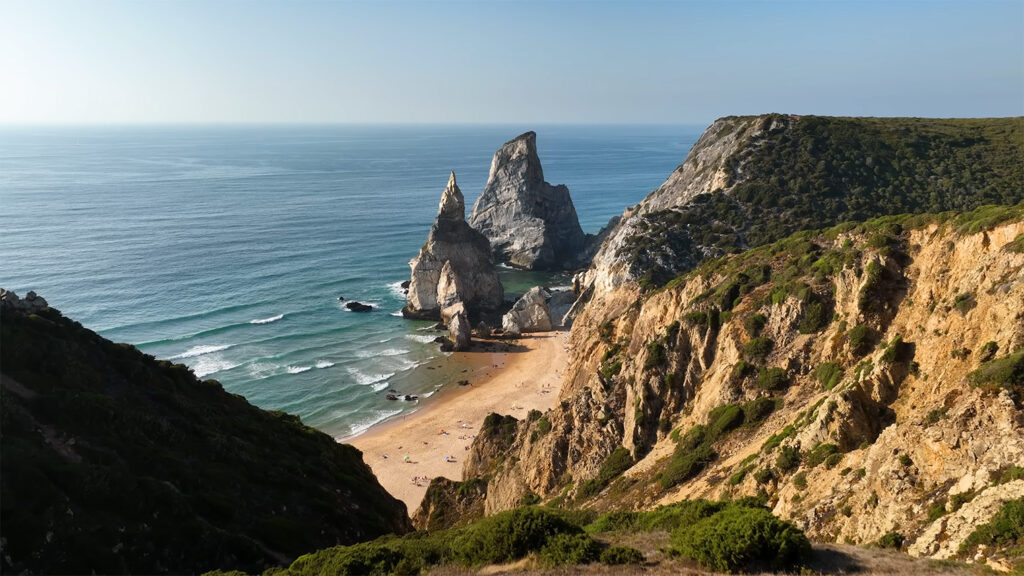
[620,115,1024,286]
[0,292,411,575]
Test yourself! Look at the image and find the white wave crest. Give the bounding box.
[372,381,390,392]
[315,360,335,369]
[170,344,231,359]
[347,409,403,437]
[390,310,404,317]
[404,333,437,344]
[250,313,284,324]
[248,362,279,379]
[193,356,240,378]
[355,347,409,358]
[286,365,312,374]
[387,281,408,299]
[346,367,393,386]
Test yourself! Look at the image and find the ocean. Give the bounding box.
[0,124,701,438]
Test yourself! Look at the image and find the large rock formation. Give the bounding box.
[405,172,503,319]
[502,287,553,336]
[468,132,587,270]
[0,291,411,575]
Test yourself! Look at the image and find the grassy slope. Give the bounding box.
[1,305,411,575]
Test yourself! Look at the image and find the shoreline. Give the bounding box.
[349,330,569,514]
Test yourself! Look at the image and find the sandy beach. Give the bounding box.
[349,330,569,514]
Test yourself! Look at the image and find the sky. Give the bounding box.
[1,0,1022,125]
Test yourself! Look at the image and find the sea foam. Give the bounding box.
[286,365,312,374]
[170,344,231,359]
[315,360,335,369]
[250,313,284,324]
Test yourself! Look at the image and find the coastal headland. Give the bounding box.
[350,331,568,511]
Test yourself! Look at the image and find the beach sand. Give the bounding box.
[349,330,569,514]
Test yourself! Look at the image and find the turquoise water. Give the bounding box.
[1,125,700,438]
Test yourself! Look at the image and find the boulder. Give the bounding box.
[502,287,553,336]
[546,289,576,328]
[404,172,504,319]
[447,310,472,352]
[468,132,587,270]
[345,301,373,312]
[0,289,49,314]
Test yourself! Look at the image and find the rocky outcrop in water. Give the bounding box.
[404,173,503,320]
[468,132,587,270]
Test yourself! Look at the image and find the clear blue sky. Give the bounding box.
[2,0,1021,124]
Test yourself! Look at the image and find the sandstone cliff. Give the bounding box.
[467,205,1024,566]
[405,172,503,319]
[468,132,588,270]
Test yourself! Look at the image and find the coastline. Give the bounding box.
[349,330,569,513]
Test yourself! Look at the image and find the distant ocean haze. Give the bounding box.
[0,124,700,438]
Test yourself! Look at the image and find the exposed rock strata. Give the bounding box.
[467,214,1024,560]
[405,173,503,319]
[468,132,587,270]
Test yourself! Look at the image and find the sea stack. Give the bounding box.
[404,172,503,321]
[468,132,587,270]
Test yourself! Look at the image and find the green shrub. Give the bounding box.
[731,360,755,382]
[814,362,844,390]
[577,448,634,500]
[805,443,840,468]
[978,341,1000,363]
[677,424,708,451]
[953,292,976,314]
[536,416,551,435]
[744,313,767,337]
[996,465,1024,485]
[950,490,976,512]
[776,445,801,473]
[968,349,1024,398]
[762,425,796,452]
[538,532,602,566]
[451,507,580,566]
[587,499,743,534]
[742,337,775,363]
[757,367,789,390]
[599,546,644,566]
[793,472,807,490]
[742,397,777,424]
[661,444,716,490]
[825,453,844,469]
[847,324,872,356]
[880,335,909,364]
[951,347,971,360]
[961,497,1024,555]
[644,341,668,370]
[924,407,947,426]
[671,506,811,573]
[1005,233,1024,254]
[708,404,744,437]
[927,500,947,522]
[798,300,831,333]
[876,531,905,550]
[754,467,775,484]
[899,454,913,467]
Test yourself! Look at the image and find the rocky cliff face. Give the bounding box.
[468,132,588,270]
[0,292,411,575]
[582,114,1024,292]
[405,172,503,319]
[468,206,1024,563]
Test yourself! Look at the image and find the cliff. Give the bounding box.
[469,204,1024,567]
[583,115,1024,292]
[468,131,588,270]
[0,292,411,575]
[405,172,503,320]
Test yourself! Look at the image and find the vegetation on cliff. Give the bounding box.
[621,115,1024,287]
[1,302,410,575]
